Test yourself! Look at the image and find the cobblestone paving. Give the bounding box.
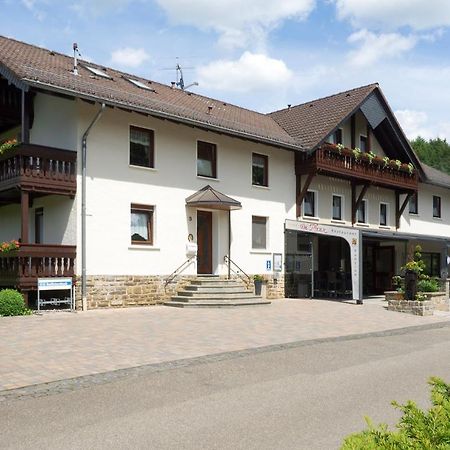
[1,299,449,394]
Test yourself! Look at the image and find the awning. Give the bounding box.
[185,185,242,211]
[362,229,450,244]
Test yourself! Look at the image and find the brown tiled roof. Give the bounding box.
[0,36,300,150]
[269,84,379,150]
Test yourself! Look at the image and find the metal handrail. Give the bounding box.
[224,255,251,286]
[164,256,195,290]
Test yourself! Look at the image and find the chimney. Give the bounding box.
[73,43,79,76]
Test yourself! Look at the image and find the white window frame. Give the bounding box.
[379,202,389,227]
[303,190,318,219]
[196,139,218,180]
[251,215,268,250]
[251,152,269,188]
[356,199,368,224]
[432,195,442,219]
[331,194,344,221]
[128,124,157,171]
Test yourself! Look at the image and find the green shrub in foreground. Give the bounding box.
[341,377,450,449]
[0,289,31,316]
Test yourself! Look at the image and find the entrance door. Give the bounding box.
[373,246,395,293]
[197,211,213,274]
[285,231,313,298]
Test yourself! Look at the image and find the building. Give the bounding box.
[0,36,449,308]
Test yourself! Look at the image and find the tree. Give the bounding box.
[411,136,450,175]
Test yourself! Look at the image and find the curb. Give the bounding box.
[1,320,450,402]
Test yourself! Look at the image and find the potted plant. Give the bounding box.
[401,245,425,300]
[253,274,264,296]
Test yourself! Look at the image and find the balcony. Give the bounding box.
[0,244,76,292]
[297,143,418,192]
[0,143,77,202]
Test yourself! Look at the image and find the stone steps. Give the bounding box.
[164,276,270,308]
[165,299,271,308]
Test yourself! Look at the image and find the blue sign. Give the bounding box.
[266,260,272,270]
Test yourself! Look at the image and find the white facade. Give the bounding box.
[75,101,296,277]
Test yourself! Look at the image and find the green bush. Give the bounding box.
[417,277,440,293]
[0,289,31,316]
[341,377,450,449]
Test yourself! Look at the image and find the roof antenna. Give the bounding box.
[72,43,81,76]
[173,63,198,91]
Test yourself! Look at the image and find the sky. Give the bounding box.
[1,0,450,140]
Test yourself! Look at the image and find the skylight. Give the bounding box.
[84,66,111,79]
[126,77,154,91]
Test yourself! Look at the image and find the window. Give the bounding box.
[84,65,111,79]
[379,203,388,226]
[130,126,154,168]
[35,208,44,244]
[332,195,342,220]
[356,200,367,223]
[304,191,316,217]
[433,195,441,218]
[131,204,154,245]
[125,77,155,91]
[252,153,268,186]
[409,193,418,214]
[422,252,440,277]
[360,135,367,152]
[328,128,342,145]
[252,216,267,249]
[197,141,217,178]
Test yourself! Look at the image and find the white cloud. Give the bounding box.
[347,29,417,67]
[334,0,450,30]
[155,0,315,48]
[197,52,293,93]
[395,110,432,139]
[111,47,150,68]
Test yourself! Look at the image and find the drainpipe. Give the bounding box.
[81,103,105,311]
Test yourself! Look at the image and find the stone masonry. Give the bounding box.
[75,274,285,310]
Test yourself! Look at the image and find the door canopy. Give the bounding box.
[186,185,242,211]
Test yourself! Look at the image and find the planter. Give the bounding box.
[254,280,262,296]
[385,291,448,315]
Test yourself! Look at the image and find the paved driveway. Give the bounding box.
[1,299,449,391]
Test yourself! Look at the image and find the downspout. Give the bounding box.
[81,103,105,311]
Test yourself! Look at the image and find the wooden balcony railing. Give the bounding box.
[0,143,77,197]
[0,244,76,291]
[298,143,418,191]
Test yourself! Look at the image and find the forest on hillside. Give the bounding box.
[410,137,450,175]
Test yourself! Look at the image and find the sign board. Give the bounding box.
[285,220,362,301]
[266,260,272,271]
[37,278,74,311]
[186,242,198,257]
[38,278,72,291]
[273,253,282,272]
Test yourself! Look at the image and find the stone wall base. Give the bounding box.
[386,291,449,316]
[75,273,286,310]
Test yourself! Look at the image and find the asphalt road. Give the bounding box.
[2,326,450,450]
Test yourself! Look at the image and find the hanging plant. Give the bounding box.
[382,156,390,167]
[366,151,376,164]
[407,162,414,174]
